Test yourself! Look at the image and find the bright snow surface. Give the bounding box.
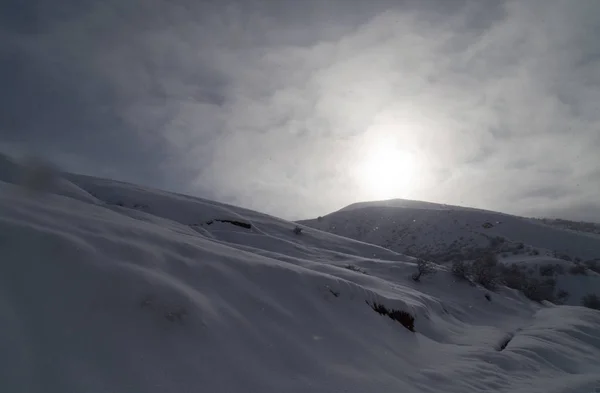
[300,200,600,306]
[1,156,599,393]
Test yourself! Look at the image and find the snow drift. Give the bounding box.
[1,155,599,393]
[300,199,600,306]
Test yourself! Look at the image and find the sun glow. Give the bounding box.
[355,141,418,200]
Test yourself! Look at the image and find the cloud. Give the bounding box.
[1,0,600,221]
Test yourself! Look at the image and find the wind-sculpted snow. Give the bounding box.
[301,200,600,306]
[1,155,599,393]
[301,203,600,261]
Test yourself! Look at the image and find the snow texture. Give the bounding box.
[300,199,600,306]
[1,154,600,393]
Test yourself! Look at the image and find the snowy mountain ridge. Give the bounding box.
[303,199,600,260]
[300,199,600,307]
[1,154,600,393]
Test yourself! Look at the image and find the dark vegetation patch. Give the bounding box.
[109,200,149,210]
[344,264,368,274]
[412,259,436,282]
[328,288,340,298]
[206,219,252,229]
[452,259,561,303]
[569,264,587,275]
[521,278,556,303]
[539,264,556,276]
[471,254,498,290]
[556,289,569,302]
[582,294,600,310]
[585,260,600,274]
[366,301,415,332]
[451,260,470,281]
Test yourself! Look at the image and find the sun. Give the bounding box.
[355,141,417,200]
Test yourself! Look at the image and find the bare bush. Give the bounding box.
[471,254,499,290]
[521,279,541,302]
[412,259,437,282]
[344,264,368,274]
[556,289,569,303]
[542,278,557,299]
[367,301,415,332]
[569,264,587,275]
[539,264,556,276]
[451,260,470,281]
[498,265,558,303]
[585,260,600,274]
[499,264,527,290]
[522,278,556,303]
[581,294,600,310]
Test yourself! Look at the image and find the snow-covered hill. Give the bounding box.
[534,217,600,236]
[1,155,600,393]
[300,199,600,307]
[302,199,600,261]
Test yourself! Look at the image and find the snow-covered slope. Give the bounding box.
[300,199,600,305]
[301,199,600,261]
[2,156,600,393]
[534,217,600,236]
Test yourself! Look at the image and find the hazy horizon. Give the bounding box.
[2,0,600,221]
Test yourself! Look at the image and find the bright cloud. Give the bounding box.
[1,0,599,220]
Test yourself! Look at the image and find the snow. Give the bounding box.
[1,155,600,393]
[497,255,600,307]
[303,201,600,260]
[300,199,600,306]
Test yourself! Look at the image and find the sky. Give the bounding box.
[1,0,600,221]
